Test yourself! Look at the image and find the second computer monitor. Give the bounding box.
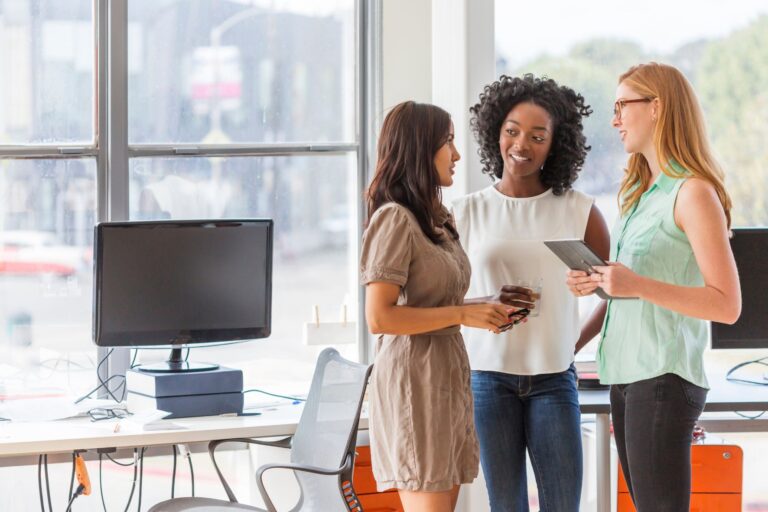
[711,227,768,349]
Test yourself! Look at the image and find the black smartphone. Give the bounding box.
[499,308,530,332]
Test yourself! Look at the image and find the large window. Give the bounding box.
[123,0,361,380]
[0,0,365,400]
[128,154,358,375]
[127,1,355,144]
[495,1,768,228]
[0,4,367,507]
[494,2,768,508]
[0,1,96,394]
[0,1,94,144]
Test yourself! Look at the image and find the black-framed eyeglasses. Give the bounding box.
[88,407,132,422]
[613,98,652,119]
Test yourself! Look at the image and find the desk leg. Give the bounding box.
[596,412,611,512]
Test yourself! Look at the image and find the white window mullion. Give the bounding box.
[128,142,357,158]
[108,0,129,223]
[357,0,380,364]
[101,0,130,394]
[0,146,97,158]
[96,0,109,224]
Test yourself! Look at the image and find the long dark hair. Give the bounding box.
[366,101,455,244]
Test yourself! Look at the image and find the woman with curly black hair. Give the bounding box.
[451,74,610,511]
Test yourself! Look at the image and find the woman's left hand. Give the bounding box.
[567,270,600,297]
[590,262,642,298]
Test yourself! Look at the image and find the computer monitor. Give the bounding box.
[93,219,273,372]
[711,227,768,349]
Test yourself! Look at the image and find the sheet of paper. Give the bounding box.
[0,397,80,422]
[117,409,187,432]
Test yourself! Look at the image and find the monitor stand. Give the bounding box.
[137,348,219,373]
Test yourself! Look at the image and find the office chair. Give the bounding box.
[149,348,372,512]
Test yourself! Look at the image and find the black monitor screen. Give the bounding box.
[711,227,768,349]
[94,220,272,347]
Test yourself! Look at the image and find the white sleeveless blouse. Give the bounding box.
[452,186,593,375]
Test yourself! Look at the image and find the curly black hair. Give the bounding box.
[469,74,593,195]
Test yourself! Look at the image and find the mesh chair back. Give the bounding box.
[290,348,371,510]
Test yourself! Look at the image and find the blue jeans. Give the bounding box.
[471,365,582,512]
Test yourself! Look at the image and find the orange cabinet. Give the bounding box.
[353,445,404,512]
[617,444,742,511]
[358,492,404,511]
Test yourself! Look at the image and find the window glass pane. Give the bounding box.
[493,7,768,507]
[494,1,768,228]
[128,154,358,383]
[128,0,356,144]
[0,1,94,144]
[494,5,768,346]
[0,158,96,384]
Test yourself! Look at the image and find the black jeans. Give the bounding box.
[610,373,707,512]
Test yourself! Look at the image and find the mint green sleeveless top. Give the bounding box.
[597,168,709,389]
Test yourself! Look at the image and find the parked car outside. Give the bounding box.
[0,231,91,277]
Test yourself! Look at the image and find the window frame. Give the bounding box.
[0,0,380,393]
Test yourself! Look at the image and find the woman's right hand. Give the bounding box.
[459,303,511,333]
[566,269,600,297]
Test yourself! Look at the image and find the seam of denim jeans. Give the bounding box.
[642,382,663,512]
[526,384,581,511]
[476,405,528,511]
[678,374,693,407]
[524,430,542,512]
[678,375,706,410]
[523,375,534,396]
[526,416,583,511]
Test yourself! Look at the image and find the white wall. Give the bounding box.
[381,2,496,510]
[381,0,495,202]
[381,0,432,109]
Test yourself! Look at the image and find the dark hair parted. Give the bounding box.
[470,74,593,195]
[367,101,457,244]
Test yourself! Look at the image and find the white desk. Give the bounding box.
[0,405,320,467]
[1,382,765,512]
[0,405,325,511]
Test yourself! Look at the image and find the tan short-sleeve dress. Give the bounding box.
[360,202,479,493]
